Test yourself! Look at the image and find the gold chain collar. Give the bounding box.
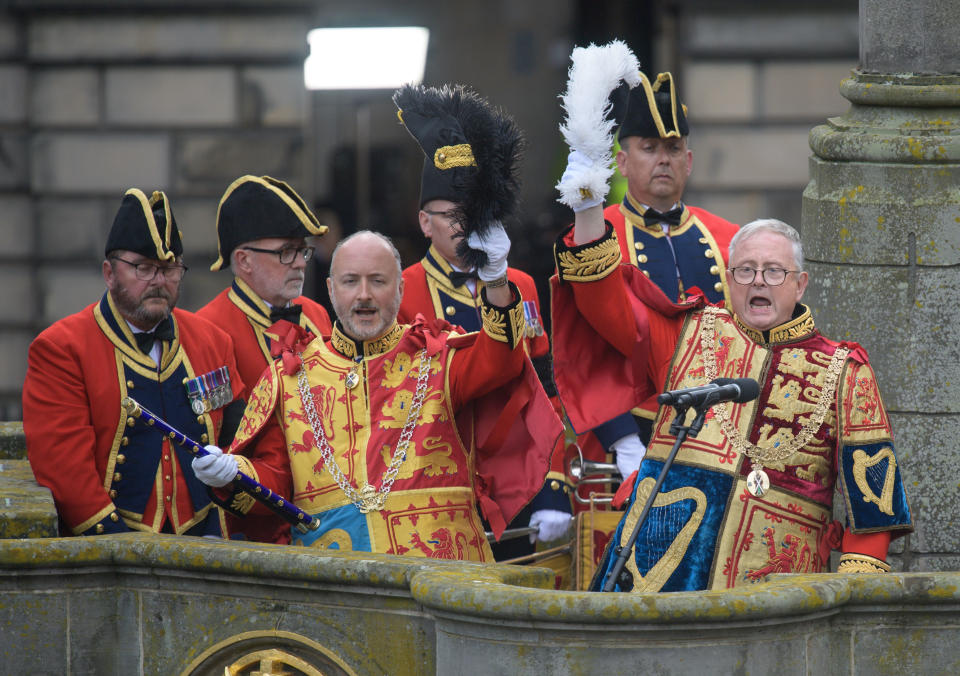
[296,347,432,513]
[330,321,404,360]
[699,306,848,470]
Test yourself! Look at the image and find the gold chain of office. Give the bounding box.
[296,348,432,513]
[698,306,848,469]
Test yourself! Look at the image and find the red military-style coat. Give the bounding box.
[398,245,549,359]
[197,277,332,401]
[23,293,244,536]
[196,277,332,542]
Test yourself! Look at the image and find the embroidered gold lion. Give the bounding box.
[754,423,831,485]
[382,352,442,389]
[379,387,447,429]
[380,437,457,480]
[776,348,831,386]
[762,374,818,422]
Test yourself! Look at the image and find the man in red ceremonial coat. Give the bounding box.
[575,70,741,485]
[193,230,562,561]
[393,83,571,559]
[197,175,333,542]
[551,185,912,588]
[199,175,332,400]
[23,189,244,537]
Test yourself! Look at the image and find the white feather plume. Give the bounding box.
[555,40,640,208]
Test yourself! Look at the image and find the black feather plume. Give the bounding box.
[394,84,524,269]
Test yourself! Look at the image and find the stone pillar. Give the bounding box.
[803,0,960,571]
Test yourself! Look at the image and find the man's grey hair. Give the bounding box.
[729,218,804,271]
[329,229,402,277]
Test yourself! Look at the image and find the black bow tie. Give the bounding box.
[448,270,478,287]
[134,317,174,353]
[269,304,303,324]
[642,206,684,228]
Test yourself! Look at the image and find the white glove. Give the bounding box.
[192,445,239,488]
[611,433,646,480]
[529,509,573,543]
[557,149,606,212]
[466,222,511,281]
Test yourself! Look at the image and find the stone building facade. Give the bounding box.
[0,0,860,422]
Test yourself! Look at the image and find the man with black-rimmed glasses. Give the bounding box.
[23,188,244,537]
[198,175,333,543]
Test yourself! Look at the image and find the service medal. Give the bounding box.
[191,398,206,415]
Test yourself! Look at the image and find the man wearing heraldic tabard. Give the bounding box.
[192,85,563,561]
[550,42,912,592]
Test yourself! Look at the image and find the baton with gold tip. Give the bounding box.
[121,396,320,535]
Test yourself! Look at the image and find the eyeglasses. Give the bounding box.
[111,256,188,282]
[241,245,315,265]
[423,209,460,223]
[729,266,799,286]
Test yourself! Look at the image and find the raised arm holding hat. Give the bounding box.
[193,229,563,560]
[393,84,573,559]
[23,189,244,537]
[551,81,912,589]
[557,44,740,484]
[197,175,333,543]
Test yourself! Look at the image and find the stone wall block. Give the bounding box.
[29,16,310,61]
[688,128,811,189]
[0,265,34,325]
[0,194,32,257]
[171,197,219,257]
[0,331,32,392]
[40,266,107,325]
[0,16,19,58]
[30,68,100,126]
[0,64,26,123]
[174,132,303,195]
[240,66,306,127]
[37,197,110,259]
[803,157,960,265]
[0,132,28,188]
[106,67,236,126]
[887,412,959,555]
[31,133,170,194]
[685,62,755,122]
[761,62,854,119]
[687,12,858,56]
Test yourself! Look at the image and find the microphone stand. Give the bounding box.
[601,399,712,592]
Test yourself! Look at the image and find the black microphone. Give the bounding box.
[657,377,761,409]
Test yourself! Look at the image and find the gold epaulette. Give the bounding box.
[480,281,525,349]
[554,224,622,283]
[837,552,891,573]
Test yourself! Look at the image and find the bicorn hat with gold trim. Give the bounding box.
[210,175,328,271]
[393,83,524,269]
[105,189,182,261]
[617,71,689,140]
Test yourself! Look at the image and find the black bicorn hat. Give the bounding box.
[105,189,182,261]
[210,175,328,271]
[393,83,524,269]
[617,71,690,141]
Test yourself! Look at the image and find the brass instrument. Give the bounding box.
[568,445,618,506]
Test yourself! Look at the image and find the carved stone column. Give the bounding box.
[803,0,960,570]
